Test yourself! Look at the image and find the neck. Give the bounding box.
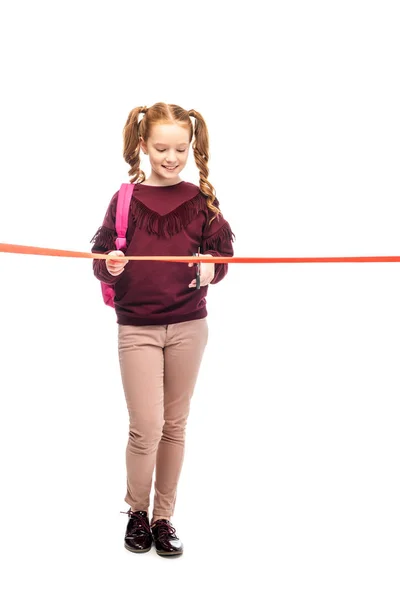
[142,174,183,187]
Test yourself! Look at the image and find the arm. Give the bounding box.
[202,210,235,285]
[89,191,126,285]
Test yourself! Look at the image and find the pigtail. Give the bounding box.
[188,109,221,225]
[122,106,147,183]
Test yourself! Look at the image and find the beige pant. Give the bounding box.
[118,318,208,520]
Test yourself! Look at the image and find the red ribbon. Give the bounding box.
[1,242,400,263]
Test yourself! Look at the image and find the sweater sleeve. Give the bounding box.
[202,204,235,285]
[89,191,126,285]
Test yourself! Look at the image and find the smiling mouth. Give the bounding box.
[163,165,177,170]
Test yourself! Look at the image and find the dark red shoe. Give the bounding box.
[120,509,152,553]
[151,519,184,557]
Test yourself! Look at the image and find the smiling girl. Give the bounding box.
[90,102,235,558]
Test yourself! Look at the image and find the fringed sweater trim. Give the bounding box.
[203,221,236,250]
[90,192,235,251]
[90,226,116,252]
[130,192,209,238]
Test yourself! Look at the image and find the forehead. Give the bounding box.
[149,123,190,145]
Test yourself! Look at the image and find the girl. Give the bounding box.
[90,102,235,558]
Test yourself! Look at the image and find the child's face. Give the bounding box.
[140,123,191,183]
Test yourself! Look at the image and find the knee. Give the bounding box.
[162,417,187,443]
[128,418,164,453]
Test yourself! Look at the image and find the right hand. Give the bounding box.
[106,250,129,276]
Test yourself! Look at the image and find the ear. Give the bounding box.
[139,137,148,155]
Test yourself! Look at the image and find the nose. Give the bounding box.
[165,150,178,163]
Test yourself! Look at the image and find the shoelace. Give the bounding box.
[151,520,178,540]
[120,509,151,535]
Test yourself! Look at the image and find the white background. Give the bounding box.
[0,1,399,598]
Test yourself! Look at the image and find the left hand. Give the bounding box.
[188,254,215,288]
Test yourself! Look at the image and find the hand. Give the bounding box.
[188,254,215,288]
[106,250,129,276]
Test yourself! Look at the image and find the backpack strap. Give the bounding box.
[115,183,134,250]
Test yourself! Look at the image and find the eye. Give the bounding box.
[156,149,187,153]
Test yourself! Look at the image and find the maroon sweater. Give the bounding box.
[90,181,235,326]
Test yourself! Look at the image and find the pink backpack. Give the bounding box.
[101,183,135,308]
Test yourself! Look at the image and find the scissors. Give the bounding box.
[192,246,201,289]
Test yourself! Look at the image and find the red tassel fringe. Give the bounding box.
[90,226,116,252]
[89,193,235,249]
[203,222,236,250]
[131,192,209,238]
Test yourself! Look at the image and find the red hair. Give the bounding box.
[122,102,221,224]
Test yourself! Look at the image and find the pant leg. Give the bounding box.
[152,317,209,519]
[118,324,166,513]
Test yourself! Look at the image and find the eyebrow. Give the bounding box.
[153,142,188,147]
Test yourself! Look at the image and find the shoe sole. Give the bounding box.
[156,550,183,557]
[124,542,152,553]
